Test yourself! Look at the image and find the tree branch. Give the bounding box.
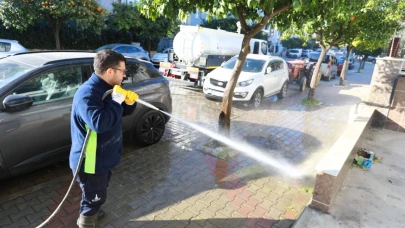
[237,6,250,33]
[269,5,290,17]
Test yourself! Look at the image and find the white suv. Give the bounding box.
[203,54,289,108]
[305,51,338,83]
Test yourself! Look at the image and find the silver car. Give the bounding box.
[95,44,151,61]
[0,52,172,180]
[0,39,28,58]
[151,48,173,67]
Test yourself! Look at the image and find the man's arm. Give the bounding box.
[77,96,123,134]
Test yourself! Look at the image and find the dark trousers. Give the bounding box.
[75,168,112,216]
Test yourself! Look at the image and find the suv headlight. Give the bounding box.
[236,79,253,87]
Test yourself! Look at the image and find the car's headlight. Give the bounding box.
[236,79,253,87]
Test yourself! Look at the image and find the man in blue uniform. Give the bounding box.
[70,50,139,227]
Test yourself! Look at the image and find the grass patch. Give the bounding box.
[301,185,314,195]
[301,98,321,107]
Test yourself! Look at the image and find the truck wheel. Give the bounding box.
[277,82,288,99]
[299,77,307,92]
[133,110,166,146]
[249,89,263,108]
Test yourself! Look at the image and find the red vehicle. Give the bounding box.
[287,60,307,92]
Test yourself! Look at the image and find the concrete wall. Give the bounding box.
[368,58,405,129]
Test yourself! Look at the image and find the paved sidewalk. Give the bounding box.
[294,129,405,228]
[0,63,373,227]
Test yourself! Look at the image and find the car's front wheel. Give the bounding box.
[249,89,263,108]
[277,82,288,99]
[133,110,166,146]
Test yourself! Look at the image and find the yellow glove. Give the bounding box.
[112,85,126,104]
[125,90,139,105]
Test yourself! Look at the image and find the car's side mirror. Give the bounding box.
[2,95,33,112]
[221,62,225,67]
[266,67,272,74]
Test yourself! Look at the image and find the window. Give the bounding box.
[0,42,11,52]
[261,42,267,55]
[278,61,285,69]
[127,46,140,53]
[270,61,279,71]
[12,66,82,103]
[114,46,127,53]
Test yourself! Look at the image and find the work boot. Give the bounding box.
[77,214,98,228]
[97,209,106,220]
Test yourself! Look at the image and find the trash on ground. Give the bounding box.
[353,148,377,170]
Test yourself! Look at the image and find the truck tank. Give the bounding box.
[173,25,263,65]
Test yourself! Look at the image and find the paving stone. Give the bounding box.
[0,216,12,227]
[0,205,19,219]
[32,199,56,213]
[158,208,181,220]
[22,189,46,202]
[264,208,283,220]
[175,208,198,220]
[272,186,287,195]
[217,204,237,218]
[212,195,232,208]
[188,202,207,214]
[9,206,35,222]
[1,197,25,210]
[26,207,51,223]
[203,202,224,216]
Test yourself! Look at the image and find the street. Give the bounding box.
[0,61,375,227]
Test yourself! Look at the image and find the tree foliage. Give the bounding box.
[138,0,300,133]
[281,37,304,49]
[277,0,404,99]
[0,0,106,49]
[201,17,268,40]
[110,3,177,53]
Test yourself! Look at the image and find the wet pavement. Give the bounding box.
[0,62,374,227]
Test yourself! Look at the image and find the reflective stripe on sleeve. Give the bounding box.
[84,125,97,174]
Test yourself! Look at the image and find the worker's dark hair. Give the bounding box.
[94,49,126,75]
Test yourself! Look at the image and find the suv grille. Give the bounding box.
[210,78,227,88]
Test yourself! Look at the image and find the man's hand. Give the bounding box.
[125,90,139,105]
[112,85,126,104]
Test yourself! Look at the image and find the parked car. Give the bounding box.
[367,56,377,64]
[0,52,172,180]
[335,52,354,76]
[203,54,289,108]
[287,48,302,58]
[151,48,173,67]
[0,39,28,58]
[302,50,310,58]
[304,51,338,83]
[95,44,151,61]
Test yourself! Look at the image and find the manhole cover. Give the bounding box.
[245,136,281,150]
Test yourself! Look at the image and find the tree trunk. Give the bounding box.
[49,17,63,50]
[307,45,329,100]
[308,88,315,100]
[339,46,353,86]
[147,39,152,58]
[219,36,251,135]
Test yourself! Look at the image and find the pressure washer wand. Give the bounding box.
[135,98,160,111]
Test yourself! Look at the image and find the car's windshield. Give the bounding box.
[222,58,266,73]
[335,53,344,59]
[308,52,330,63]
[308,52,320,61]
[290,50,299,53]
[0,58,35,89]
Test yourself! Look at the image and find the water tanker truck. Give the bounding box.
[159,25,268,87]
